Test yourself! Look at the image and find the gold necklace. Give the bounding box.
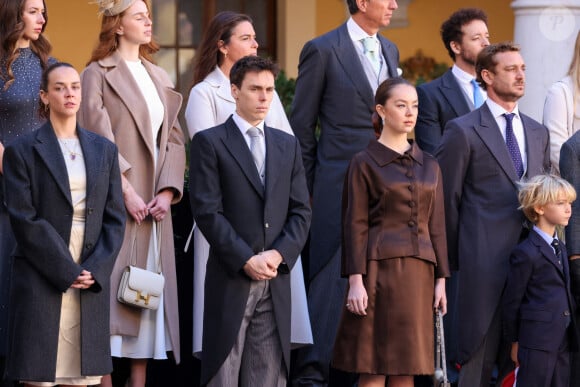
[58,138,81,161]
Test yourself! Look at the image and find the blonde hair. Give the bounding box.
[518,174,576,223]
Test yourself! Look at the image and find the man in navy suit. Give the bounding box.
[290,1,399,385]
[189,56,311,387]
[415,9,489,384]
[502,174,578,387]
[415,8,490,154]
[435,42,551,387]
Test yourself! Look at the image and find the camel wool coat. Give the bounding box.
[78,51,185,363]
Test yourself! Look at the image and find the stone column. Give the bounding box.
[511,0,580,121]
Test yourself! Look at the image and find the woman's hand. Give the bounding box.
[71,269,94,289]
[123,182,149,225]
[147,189,174,222]
[346,274,368,316]
[434,277,447,315]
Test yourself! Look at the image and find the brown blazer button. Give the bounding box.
[408,220,415,227]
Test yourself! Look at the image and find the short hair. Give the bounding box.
[518,174,576,223]
[230,56,278,89]
[440,8,488,61]
[475,42,520,91]
[345,0,359,15]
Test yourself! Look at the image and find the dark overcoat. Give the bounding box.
[189,117,311,384]
[2,123,125,382]
[290,22,399,279]
[435,103,550,365]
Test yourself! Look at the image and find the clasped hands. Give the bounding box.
[243,249,283,281]
[71,269,94,290]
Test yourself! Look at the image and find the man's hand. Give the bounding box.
[243,253,278,281]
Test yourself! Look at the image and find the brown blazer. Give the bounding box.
[78,51,185,362]
[342,140,449,278]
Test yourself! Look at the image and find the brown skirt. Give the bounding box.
[332,257,435,375]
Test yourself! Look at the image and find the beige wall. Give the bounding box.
[45,0,514,78]
[45,1,100,71]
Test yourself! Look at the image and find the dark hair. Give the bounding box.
[0,0,52,90]
[475,42,520,91]
[372,77,414,136]
[39,62,75,119]
[87,0,158,65]
[345,0,359,15]
[440,8,487,61]
[192,11,253,86]
[230,56,278,89]
[441,8,487,61]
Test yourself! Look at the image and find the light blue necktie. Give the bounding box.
[361,37,381,75]
[471,79,484,108]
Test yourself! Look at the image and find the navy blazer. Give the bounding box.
[502,230,577,352]
[435,102,551,364]
[3,122,125,381]
[189,116,311,384]
[416,69,471,154]
[290,22,399,278]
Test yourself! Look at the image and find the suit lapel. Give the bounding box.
[33,124,72,206]
[473,104,520,186]
[440,70,471,117]
[378,35,399,79]
[530,231,565,278]
[101,53,155,160]
[332,24,374,110]
[522,114,547,177]
[205,67,235,104]
[221,118,264,198]
[264,126,284,197]
[77,127,99,201]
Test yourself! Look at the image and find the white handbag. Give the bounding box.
[117,222,165,310]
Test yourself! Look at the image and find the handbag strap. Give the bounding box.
[129,220,163,274]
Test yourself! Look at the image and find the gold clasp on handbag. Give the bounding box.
[135,291,151,305]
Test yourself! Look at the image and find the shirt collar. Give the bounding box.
[451,64,476,85]
[366,139,423,166]
[347,17,377,42]
[232,112,265,135]
[533,225,557,246]
[485,98,520,120]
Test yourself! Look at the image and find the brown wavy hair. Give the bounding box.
[0,0,52,90]
[191,11,253,86]
[87,0,158,65]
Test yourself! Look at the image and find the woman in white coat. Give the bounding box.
[184,11,312,356]
[543,30,580,173]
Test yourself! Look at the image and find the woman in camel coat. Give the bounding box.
[78,0,185,385]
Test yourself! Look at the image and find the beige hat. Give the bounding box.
[93,0,138,16]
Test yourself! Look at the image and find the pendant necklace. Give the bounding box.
[59,139,80,161]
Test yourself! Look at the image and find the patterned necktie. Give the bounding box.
[503,113,524,178]
[471,79,484,108]
[247,127,265,184]
[361,37,381,75]
[552,238,563,266]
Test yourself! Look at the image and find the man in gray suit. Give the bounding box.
[435,42,550,387]
[189,56,311,387]
[290,0,399,385]
[416,8,490,154]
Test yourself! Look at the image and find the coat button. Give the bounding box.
[408,185,414,192]
[564,310,571,316]
[85,243,93,250]
[408,201,416,208]
[88,208,94,214]
[265,223,269,228]
[408,220,415,227]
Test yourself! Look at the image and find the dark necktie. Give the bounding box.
[552,238,563,266]
[503,113,524,178]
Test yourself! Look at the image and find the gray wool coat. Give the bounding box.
[2,123,125,382]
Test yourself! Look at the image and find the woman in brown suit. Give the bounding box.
[332,78,450,387]
[77,0,185,386]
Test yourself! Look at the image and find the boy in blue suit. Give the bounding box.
[502,174,578,387]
